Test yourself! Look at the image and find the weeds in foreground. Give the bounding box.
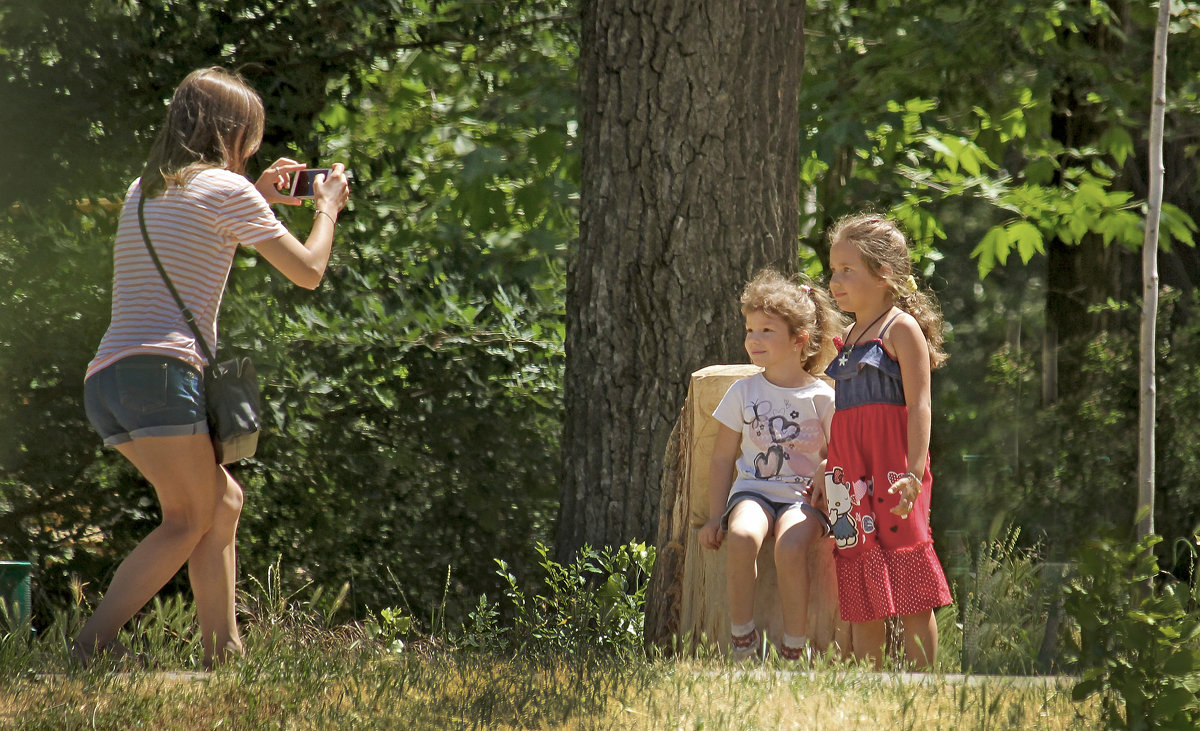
[1,627,1097,730]
[1065,525,1200,730]
[0,539,1105,729]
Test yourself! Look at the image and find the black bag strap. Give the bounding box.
[136,193,218,367]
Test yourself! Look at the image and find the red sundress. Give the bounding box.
[823,318,952,623]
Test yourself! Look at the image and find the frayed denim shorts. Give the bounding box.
[84,354,208,446]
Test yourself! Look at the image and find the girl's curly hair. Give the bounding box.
[740,268,845,375]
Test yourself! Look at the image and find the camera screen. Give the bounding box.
[291,169,330,198]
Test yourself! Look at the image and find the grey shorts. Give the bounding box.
[721,492,831,537]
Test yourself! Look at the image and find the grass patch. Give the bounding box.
[1,623,1098,730]
[0,540,1104,729]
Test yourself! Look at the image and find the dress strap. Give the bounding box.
[877,312,905,339]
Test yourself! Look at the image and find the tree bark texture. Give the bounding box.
[559,0,806,558]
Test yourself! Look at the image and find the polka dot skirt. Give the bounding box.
[836,541,953,623]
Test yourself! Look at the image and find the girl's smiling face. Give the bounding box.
[744,310,806,370]
[828,237,889,314]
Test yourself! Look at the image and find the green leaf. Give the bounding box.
[971,226,1006,278]
[1008,221,1044,263]
[1073,675,1105,701]
[1099,125,1135,167]
[1164,650,1200,676]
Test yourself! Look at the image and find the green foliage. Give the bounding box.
[950,526,1068,674]
[938,289,1200,555]
[457,541,655,659]
[1065,529,1200,730]
[0,1,578,628]
[798,0,1199,275]
[228,2,577,622]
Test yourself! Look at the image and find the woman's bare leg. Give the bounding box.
[73,433,236,664]
[187,466,244,668]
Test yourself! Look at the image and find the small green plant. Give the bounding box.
[954,525,1066,674]
[364,606,413,654]
[1064,527,1200,729]
[457,541,655,658]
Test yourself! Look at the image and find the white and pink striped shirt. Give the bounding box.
[86,168,288,378]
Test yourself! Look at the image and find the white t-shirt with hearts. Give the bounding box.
[713,372,835,505]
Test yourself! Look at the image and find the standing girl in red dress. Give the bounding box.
[819,213,952,669]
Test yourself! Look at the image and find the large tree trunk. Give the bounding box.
[559,0,806,558]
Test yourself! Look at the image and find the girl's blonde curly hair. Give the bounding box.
[740,268,845,375]
[828,213,948,369]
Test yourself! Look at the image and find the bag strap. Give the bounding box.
[136,193,218,366]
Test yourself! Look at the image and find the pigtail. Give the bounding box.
[896,282,948,369]
[800,281,846,376]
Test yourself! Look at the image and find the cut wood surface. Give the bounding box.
[646,364,849,655]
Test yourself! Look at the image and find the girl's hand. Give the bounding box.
[255,158,307,206]
[313,162,350,214]
[806,479,828,515]
[888,473,921,518]
[699,518,724,550]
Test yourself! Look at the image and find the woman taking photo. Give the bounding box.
[73,67,349,669]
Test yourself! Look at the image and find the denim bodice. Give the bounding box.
[824,339,905,410]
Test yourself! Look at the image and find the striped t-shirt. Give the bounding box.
[86,168,288,378]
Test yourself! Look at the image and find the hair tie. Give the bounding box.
[800,284,812,293]
[901,275,918,295]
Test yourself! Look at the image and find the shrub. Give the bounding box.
[1065,527,1200,729]
[457,541,655,659]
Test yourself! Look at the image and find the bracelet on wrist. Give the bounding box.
[315,209,336,225]
[906,471,921,484]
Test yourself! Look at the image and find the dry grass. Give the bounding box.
[1,646,1099,730]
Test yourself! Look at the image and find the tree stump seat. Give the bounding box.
[646,364,849,655]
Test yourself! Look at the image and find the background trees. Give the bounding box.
[558,0,806,558]
[2,0,1199,627]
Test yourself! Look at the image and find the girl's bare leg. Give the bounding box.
[851,619,886,669]
[724,501,771,627]
[773,508,822,640]
[73,433,240,666]
[900,609,938,670]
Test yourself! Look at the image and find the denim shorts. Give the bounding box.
[722,492,831,537]
[84,355,209,446]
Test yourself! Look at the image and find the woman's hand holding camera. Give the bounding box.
[255,158,351,214]
[312,163,350,217]
[255,158,306,205]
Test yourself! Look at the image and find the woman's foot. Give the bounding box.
[70,638,136,669]
[202,639,245,671]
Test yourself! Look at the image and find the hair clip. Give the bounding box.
[800,284,812,293]
[900,275,919,295]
